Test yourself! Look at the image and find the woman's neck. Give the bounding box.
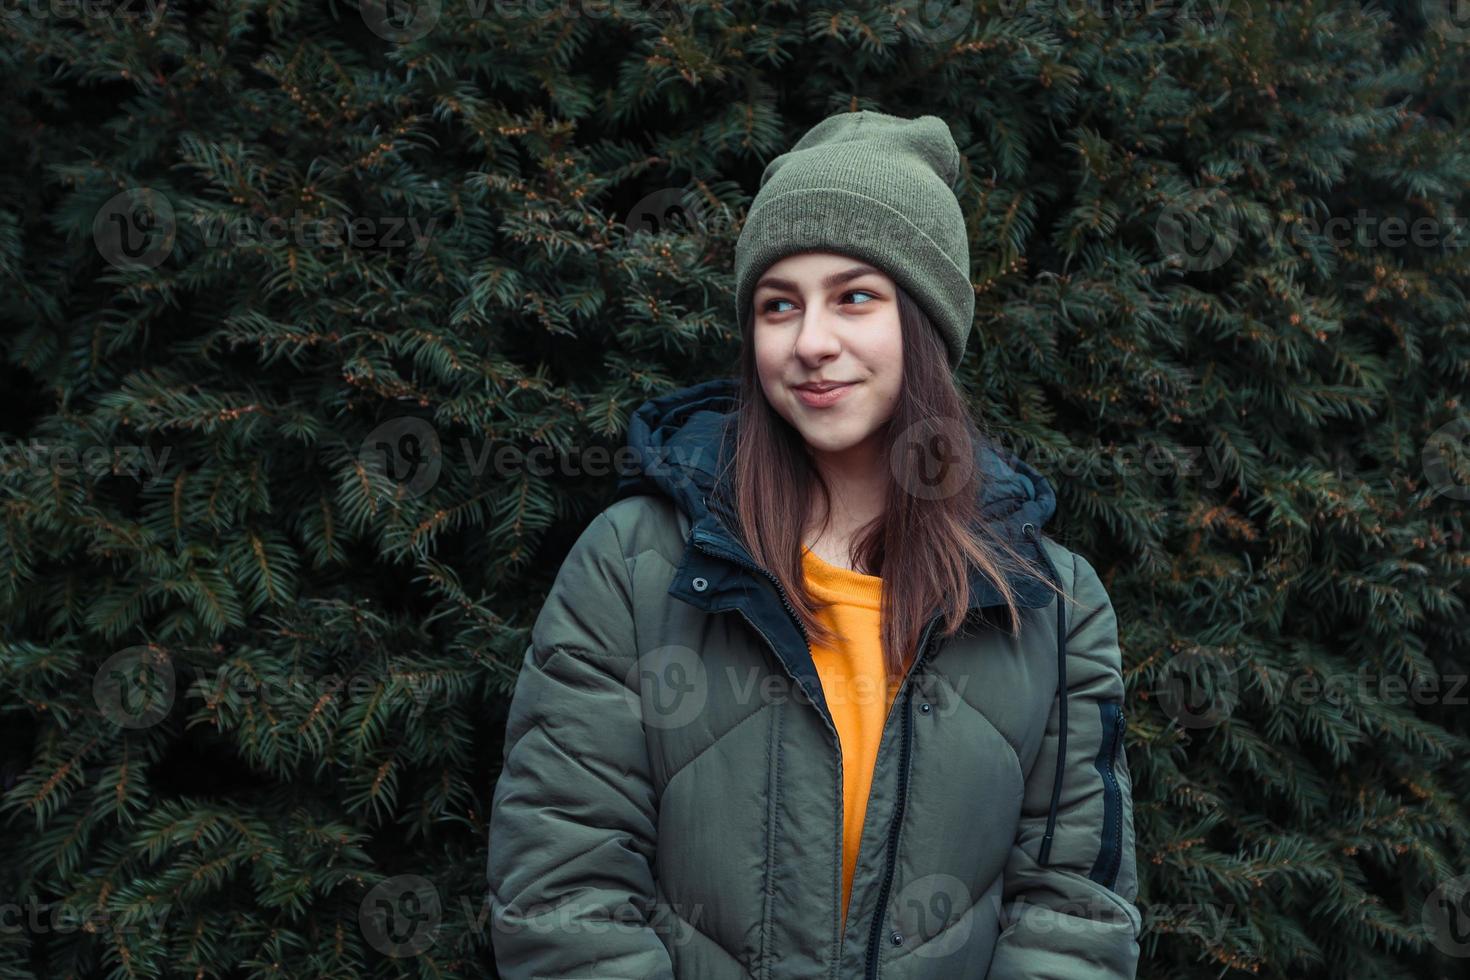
[804,441,888,573]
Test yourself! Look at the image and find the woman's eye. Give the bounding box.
[761,290,874,314]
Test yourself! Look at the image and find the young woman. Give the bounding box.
[487,110,1141,979]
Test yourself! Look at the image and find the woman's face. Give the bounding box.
[752,251,904,460]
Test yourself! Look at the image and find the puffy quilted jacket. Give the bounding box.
[487,377,1142,979]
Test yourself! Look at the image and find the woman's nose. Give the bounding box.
[793,308,842,360]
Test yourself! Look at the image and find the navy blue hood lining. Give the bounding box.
[614,376,1060,598]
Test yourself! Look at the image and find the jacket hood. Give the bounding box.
[612,376,1060,608]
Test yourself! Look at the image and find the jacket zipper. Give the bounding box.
[863,612,940,980]
[1098,706,1126,887]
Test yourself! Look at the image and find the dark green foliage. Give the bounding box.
[1,0,1467,977]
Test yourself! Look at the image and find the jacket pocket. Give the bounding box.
[1088,698,1126,889]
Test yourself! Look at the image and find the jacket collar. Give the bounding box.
[614,377,1060,611]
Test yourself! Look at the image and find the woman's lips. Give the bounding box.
[793,382,857,407]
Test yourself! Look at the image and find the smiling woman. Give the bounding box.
[487,109,1142,980]
[755,256,902,446]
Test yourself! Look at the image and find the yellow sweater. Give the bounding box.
[799,544,904,931]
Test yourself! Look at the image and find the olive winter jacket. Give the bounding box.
[487,377,1142,979]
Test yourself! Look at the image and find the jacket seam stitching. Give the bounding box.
[532,704,655,812]
[501,643,633,760]
[663,900,755,977]
[943,677,1025,779]
[661,703,770,790]
[600,511,639,652]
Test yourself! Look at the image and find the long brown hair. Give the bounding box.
[718,283,1069,682]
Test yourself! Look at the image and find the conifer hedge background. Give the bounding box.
[2,1,1469,977]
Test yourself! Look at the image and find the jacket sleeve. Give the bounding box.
[987,550,1143,980]
[486,510,675,980]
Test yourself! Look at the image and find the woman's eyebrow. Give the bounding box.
[754,264,884,294]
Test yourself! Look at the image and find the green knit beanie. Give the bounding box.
[733,110,974,371]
